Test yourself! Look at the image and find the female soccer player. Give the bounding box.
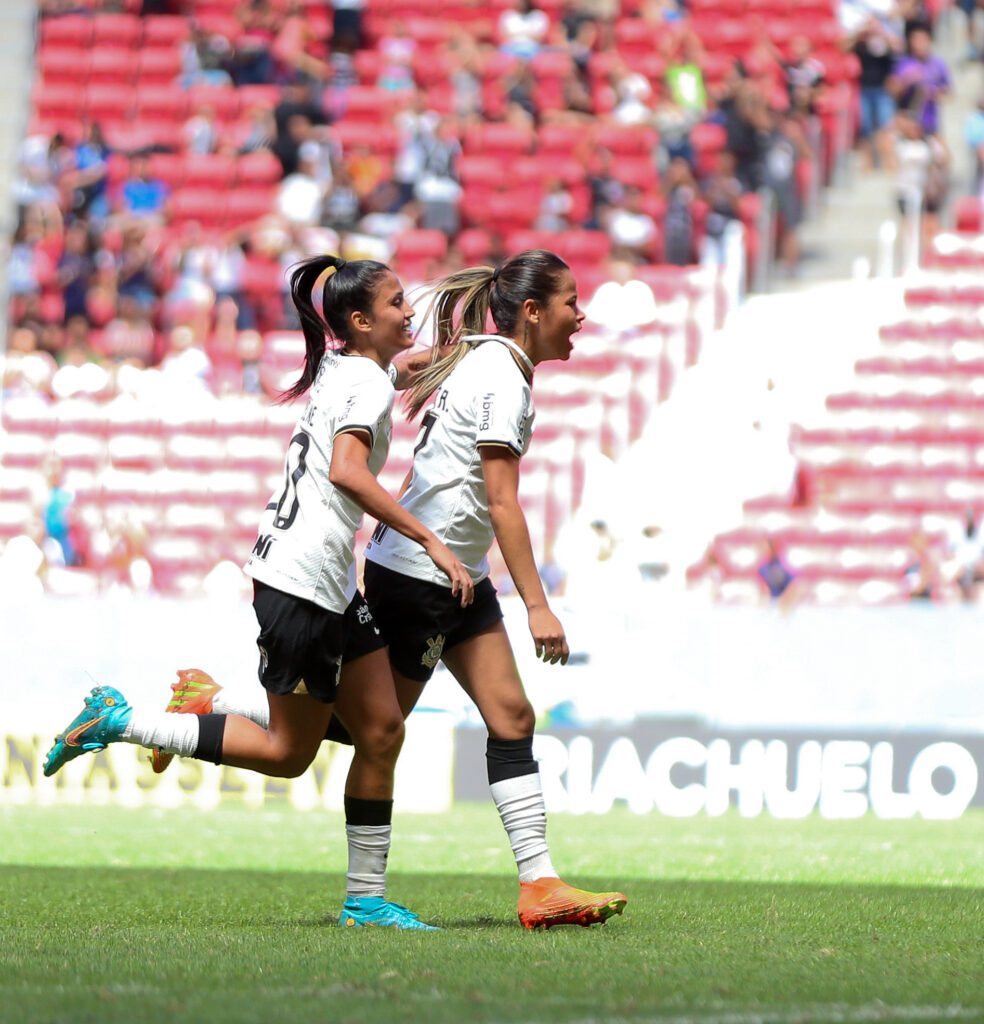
[43,255,474,931]
[363,249,628,929]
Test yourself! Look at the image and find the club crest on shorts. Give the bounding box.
[421,633,446,669]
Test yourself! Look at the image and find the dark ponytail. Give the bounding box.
[282,254,391,402]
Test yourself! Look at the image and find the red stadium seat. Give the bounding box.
[91,14,142,48]
[84,84,135,123]
[331,121,400,158]
[135,84,190,122]
[169,189,228,228]
[142,15,191,47]
[148,152,186,190]
[236,151,283,187]
[183,153,237,189]
[33,82,86,123]
[555,230,612,265]
[455,228,494,263]
[463,122,534,156]
[186,85,241,123]
[38,46,90,86]
[40,15,93,48]
[594,124,658,156]
[136,47,184,86]
[954,197,982,233]
[338,86,397,124]
[88,47,136,86]
[225,188,277,226]
[394,229,448,262]
[236,84,282,111]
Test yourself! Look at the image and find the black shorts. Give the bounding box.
[252,581,387,704]
[363,560,503,683]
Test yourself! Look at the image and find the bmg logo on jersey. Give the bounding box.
[252,534,275,560]
[479,393,494,431]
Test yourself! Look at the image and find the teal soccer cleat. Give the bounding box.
[43,686,133,777]
[338,897,440,931]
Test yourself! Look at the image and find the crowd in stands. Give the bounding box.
[9,0,937,406]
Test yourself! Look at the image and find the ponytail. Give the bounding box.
[282,254,390,403]
[404,265,494,419]
[404,249,569,419]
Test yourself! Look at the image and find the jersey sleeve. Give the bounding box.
[474,372,531,458]
[334,368,394,446]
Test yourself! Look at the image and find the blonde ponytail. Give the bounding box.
[403,265,496,419]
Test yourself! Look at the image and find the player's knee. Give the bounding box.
[267,741,316,778]
[497,699,535,737]
[356,714,405,764]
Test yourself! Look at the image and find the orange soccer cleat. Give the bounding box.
[151,669,222,773]
[517,877,627,930]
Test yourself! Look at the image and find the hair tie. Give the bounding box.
[491,266,501,284]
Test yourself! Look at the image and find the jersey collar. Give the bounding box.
[464,334,535,379]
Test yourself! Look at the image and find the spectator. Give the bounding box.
[963,95,984,194]
[904,529,941,601]
[273,77,326,155]
[609,61,655,126]
[117,227,158,312]
[118,155,169,224]
[584,255,660,333]
[56,222,94,323]
[783,34,826,117]
[183,104,220,155]
[887,23,951,137]
[13,134,61,209]
[276,141,327,226]
[446,31,484,121]
[558,0,599,79]
[762,111,812,276]
[331,0,366,51]
[846,14,904,171]
[180,23,234,87]
[756,538,797,606]
[536,178,574,232]
[67,123,111,219]
[41,455,78,567]
[945,509,984,602]
[499,0,550,60]
[161,323,213,393]
[890,108,948,244]
[721,75,771,191]
[663,156,697,266]
[701,149,743,267]
[503,63,539,126]
[272,0,330,83]
[586,147,626,229]
[605,185,658,262]
[377,22,417,93]
[1,325,56,397]
[99,295,157,366]
[232,0,277,86]
[237,104,277,155]
[413,118,463,235]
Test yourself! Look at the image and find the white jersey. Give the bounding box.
[244,351,396,614]
[365,335,534,585]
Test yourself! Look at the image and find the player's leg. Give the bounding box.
[442,623,627,929]
[43,683,331,779]
[332,649,436,930]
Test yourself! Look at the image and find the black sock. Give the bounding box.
[486,735,536,785]
[344,796,393,827]
[194,714,227,765]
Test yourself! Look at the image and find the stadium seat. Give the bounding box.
[136,47,184,86]
[83,84,135,123]
[91,14,142,48]
[954,197,982,233]
[88,47,136,87]
[186,85,241,123]
[142,15,191,47]
[183,153,238,189]
[38,46,90,86]
[135,84,191,122]
[394,229,448,263]
[463,122,534,156]
[39,15,93,48]
[235,151,283,187]
[225,188,278,226]
[169,189,229,228]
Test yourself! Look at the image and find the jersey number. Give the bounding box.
[414,411,438,456]
[273,430,311,530]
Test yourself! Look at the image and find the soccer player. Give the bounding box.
[364,249,628,929]
[43,255,475,931]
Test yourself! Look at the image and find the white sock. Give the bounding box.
[122,708,200,757]
[489,772,558,883]
[212,690,270,728]
[345,825,391,900]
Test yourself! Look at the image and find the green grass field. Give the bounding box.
[2,803,983,1024]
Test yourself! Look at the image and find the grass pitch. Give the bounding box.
[1,804,983,1024]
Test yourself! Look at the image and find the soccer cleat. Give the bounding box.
[517,877,627,930]
[338,896,440,931]
[152,669,222,773]
[43,685,133,778]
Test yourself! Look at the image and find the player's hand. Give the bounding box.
[529,606,569,666]
[425,538,474,607]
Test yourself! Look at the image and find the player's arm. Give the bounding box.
[330,431,474,605]
[390,345,455,390]
[480,445,569,665]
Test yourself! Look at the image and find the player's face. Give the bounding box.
[367,272,416,360]
[532,270,584,364]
